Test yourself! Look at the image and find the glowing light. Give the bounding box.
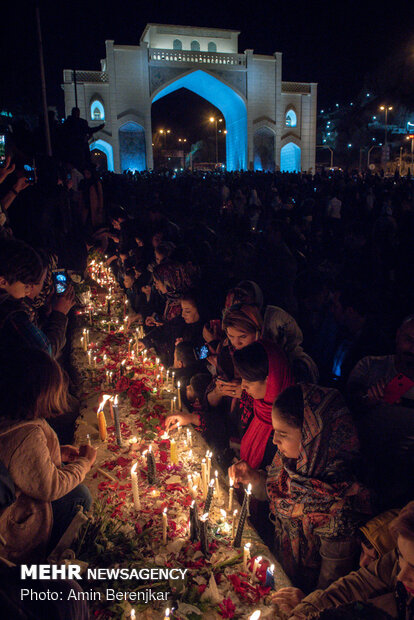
[152,69,247,170]
[281,142,301,172]
[89,139,114,172]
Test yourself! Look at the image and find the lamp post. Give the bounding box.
[178,138,187,168]
[209,116,223,164]
[316,145,333,168]
[379,105,393,161]
[406,135,414,173]
[367,144,382,168]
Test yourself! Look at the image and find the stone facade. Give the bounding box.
[63,23,317,173]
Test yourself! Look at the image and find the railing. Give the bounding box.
[149,48,246,67]
[282,82,311,94]
[63,70,109,84]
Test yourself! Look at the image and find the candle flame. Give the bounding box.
[233,509,238,517]
[248,612,261,620]
[165,609,170,619]
[163,507,167,515]
[200,513,209,522]
[149,443,152,453]
[131,462,138,474]
[191,500,195,508]
[244,542,251,549]
[209,478,215,488]
[220,509,227,518]
[114,394,119,406]
[215,470,218,478]
[247,483,252,494]
[229,476,234,487]
[270,564,275,574]
[97,394,111,412]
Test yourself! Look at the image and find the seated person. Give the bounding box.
[145,261,198,327]
[22,250,75,358]
[327,282,388,388]
[347,315,414,411]
[168,373,212,423]
[0,238,53,354]
[231,383,372,593]
[173,341,206,381]
[0,347,96,563]
[137,294,205,367]
[347,316,414,508]
[359,509,399,568]
[283,501,414,620]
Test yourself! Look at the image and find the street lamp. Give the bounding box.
[209,116,223,164]
[379,105,393,150]
[406,135,414,172]
[316,145,334,168]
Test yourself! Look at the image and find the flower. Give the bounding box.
[116,376,130,392]
[218,597,236,618]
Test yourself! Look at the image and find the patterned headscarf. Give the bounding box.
[266,383,372,587]
[153,261,199,321]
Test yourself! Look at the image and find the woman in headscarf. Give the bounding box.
[232,383,372,593]
[147,260,198,326]
[262,305,319,382]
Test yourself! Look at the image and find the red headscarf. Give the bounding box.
[240,340,294,469]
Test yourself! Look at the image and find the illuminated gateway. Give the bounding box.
[63,23,317,173]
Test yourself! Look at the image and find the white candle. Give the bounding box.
[87,350,92,366]
[248,612,261,620]
[163,608,170,620]
[186,428,192,446]
[243,542,251,571]
[253,555,262,578]
[201,459,207,498]
[206,450,212,481]
[215,470,221,500]
[131,462,141,510]
[162,508,167,544]
[130,609,136,619]
[228,477,234,512]
[177,381,182,410]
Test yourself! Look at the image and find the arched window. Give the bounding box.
[90,100,105,121]
[190,40,200,51]
[285,109,297,127]
[173,39,182,50]
[208,42,217,52]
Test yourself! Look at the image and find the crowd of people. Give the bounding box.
[0,112,414,617]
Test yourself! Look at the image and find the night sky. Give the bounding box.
[2,0,414,138]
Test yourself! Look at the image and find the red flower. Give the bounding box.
[116,376,130,392]
[218,598,236,618]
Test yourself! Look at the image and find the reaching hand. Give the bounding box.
[14,176,32,193]
[366,379,386,404]
[228,460,255,487]
[165,413,195,432]
[0,156,15,184]
[216,379,242,398]
[52,285,76,315]
[78,444,97,465]
[269,587,305,615]
[146,315,163,328]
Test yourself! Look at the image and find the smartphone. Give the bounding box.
[23,164,36,183]
[0,135,6,167]
[53,270,68,295]
[194,344,209,360]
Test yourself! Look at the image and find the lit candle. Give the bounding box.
[204,478,215,513]
[186,428,192,446]
[177,381,182,410]
[86,433,91,446]
[243,542,251,571]
[128,339,133,355]
[265,563,275,588]
[171,371,175,385]
[87,350,92,366]
[248,612,261,620]
[162,508,167,544]
[233,483,252,548]
[170,438,178,465]
[96,397,110,441]
[228,477,234,512]
[206,450,212,482]
[163,608,170,620]
[201,459,207,499]
[173,396,177,412]
[120,359,126,376]
[130,609,136,620]
[129,436,138,452]
[253,555,262,578]
[156,357,160,366]
[131,462,141,511]
[166,369,170,382]
[112,395,122,446]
